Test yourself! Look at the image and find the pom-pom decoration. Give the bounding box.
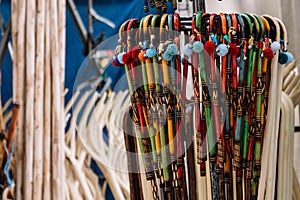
[285,51,294,64]
[122,52,134,65]
[263,48,274,60]
[163,52,172,61]
[112,56,122,67]
[204,41,215,54]
[228,43,239,56]
[166,44,178,56]
[183,44,193,56]
[192,41,204,53]
[117,52,126,64]
[270,41,281,51]
[146,48,157,58]
[131,46,141,59]
[278,52,288,64]
[138,51,147,61]
[216,44,229,57]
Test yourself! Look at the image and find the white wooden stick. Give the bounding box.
[2,98,12,113]
[11,0,18,103]
[33,0,45,198]
[42,1,51,199]
[14,0,26,198]
[24,0,36,199]
[58,1,66,198]
[283,71,295,91]
[283,60,297,80]
[50,0,64,198]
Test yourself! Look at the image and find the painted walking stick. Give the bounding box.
[200,12,220,200]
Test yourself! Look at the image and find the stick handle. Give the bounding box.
[7,104,20,152]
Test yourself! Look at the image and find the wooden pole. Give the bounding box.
[43,0,51,199]
[32,0,45,199]
[58,1,66,197]
[24,0,36,199]
[50,0,64,199]
[14,0,26,199]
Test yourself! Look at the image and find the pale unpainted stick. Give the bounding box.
[3,111,12,126]
[288,97,294,200]
[64,90,80,116]
[64,146,93,200]
[11,0,18,103]
[2,187,14,200]
[285,75,300,95]
[14,0,26,198]
[277,95,287,200]
[284,60,297,80]
[283,71,295,91]
[293,167,300,200]
[24,0,36,199]
[32,0,45,198]
[289,82,300,106]
[58,1,66,196]
[50,0,64,198]
[77,93,128,199]
[3,98,12,113]
[43,1,51,199]
[291,90,300,106]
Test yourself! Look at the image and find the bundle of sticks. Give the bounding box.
[11,0,66,199]
[113,12,294,200]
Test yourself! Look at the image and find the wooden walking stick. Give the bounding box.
[199,12,220,200]
[123,108,144,200]
[172,13,188,200]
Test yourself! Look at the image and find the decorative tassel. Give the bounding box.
[285,51,294,64]
[216,44,229,57]
[263,48,274,60]
[122,52,134,65]
[228,43,239,56]
[118,52,126,64]
[166,44,178,56]
[163,52,172,61]
[192,41,204,53]
[112,56,122,67]
[146,48,157,58]
[131,46,141,59]
[204,41,215,54]
[138,51,147,61]
[270,41,281,51]
[278,52,288,64]
[183,44,193,56]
